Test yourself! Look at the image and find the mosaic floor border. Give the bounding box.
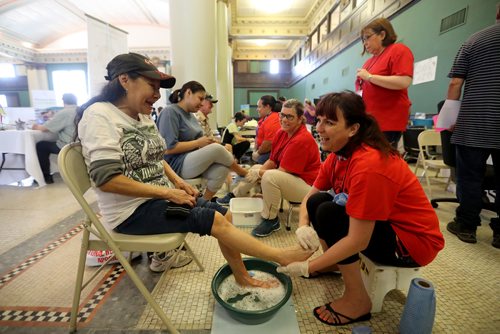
[0,224,126,327]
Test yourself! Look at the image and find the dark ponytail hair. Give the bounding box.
[73,72,141,141]
[260,95,277,111]
[316,91,398,157]
[169,80,205,103]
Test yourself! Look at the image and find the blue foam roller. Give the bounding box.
[399,277,436,334]
[352,325,372,334]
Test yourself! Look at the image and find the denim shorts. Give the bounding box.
[115,197,228,236]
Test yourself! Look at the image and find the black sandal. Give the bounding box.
[302,270,341,279]
[313,303,371,326]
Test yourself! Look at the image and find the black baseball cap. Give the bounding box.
[205,94,218,103]
[105,52,176,88]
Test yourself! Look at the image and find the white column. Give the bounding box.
[26,65,49,91]
[169,0,216,113]
[227,44,234,120]
[26,65,49,106]
[216,0,233,127]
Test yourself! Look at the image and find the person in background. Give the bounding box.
[195,93,218,139]
[221,111,251,162]
[157,81,248,200]
[277,91,444,326]
[40,109,55,123]
[252,95,281,164]
[218,99,321,238]
[150,107,158,122]
[445,4,500,249]
[33,93,78,184]
[304,98,317,126]
[195,93,235,159]
[355,17,413,148]
[75,52,313,280]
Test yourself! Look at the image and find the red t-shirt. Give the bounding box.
[256,112,281,147]
[314,144,444,266]
[270,125,321,185]
[355,43,414,132]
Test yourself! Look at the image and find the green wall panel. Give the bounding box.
[290,0,498,115]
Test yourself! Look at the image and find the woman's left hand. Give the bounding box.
[276,261,310,277]
[175,179,199,197]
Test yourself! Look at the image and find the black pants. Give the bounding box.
[306,192,419,267]
[455,144,500,231]
[36,141,60,177]
[232,141,250,161]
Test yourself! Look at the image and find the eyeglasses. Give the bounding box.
[361,33,376,42]
[279,112,296,121]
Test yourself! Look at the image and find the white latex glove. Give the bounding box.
[295,225,320,251]
[245,169,261,183]
[276,261,309,278]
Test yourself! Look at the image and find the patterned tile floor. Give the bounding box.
[0,172,499,333]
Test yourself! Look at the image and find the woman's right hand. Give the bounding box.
[196,136,214,148]
[165,189,196,207]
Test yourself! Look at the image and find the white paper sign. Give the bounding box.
[413,56,438,85]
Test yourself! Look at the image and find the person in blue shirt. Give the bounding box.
[157,81,248,200]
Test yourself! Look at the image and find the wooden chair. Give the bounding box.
[58,142,203,334]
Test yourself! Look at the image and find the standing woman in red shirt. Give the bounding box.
[355,18,413,147]
[252,95,281,164]
[277,92,444,326]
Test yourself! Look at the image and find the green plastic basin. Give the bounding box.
[211,258,293,325]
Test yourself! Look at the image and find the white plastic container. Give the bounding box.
[229,197,263,227]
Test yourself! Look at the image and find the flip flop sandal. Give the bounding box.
[313,303,371,326]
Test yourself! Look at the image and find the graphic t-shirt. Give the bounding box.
[79,102,171,229]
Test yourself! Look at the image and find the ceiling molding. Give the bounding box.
[54,0,86,21]
[132,0,159,25]
[0,0,337,62]
[0,0,36,15]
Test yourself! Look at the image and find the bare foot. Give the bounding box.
[235,275,280,288]
[278,245,313,266]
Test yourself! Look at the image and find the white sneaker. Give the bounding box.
[149,249,193,272]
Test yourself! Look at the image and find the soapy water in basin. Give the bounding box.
[217,270,286,311]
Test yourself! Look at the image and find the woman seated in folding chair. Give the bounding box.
[157,80,249,201]
[277,91,444,325]
[75,52,312,287]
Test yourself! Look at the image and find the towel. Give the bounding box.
[399,278,436,334]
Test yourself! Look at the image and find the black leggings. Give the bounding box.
[232,141,250,161]
[306,192,419,267]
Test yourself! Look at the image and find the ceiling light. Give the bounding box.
[21,41,33,48]
[254,39,268,46]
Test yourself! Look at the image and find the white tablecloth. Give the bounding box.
[0,129,58,187]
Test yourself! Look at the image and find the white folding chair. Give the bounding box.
[58,142,203,334]
[416,130,450,197]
